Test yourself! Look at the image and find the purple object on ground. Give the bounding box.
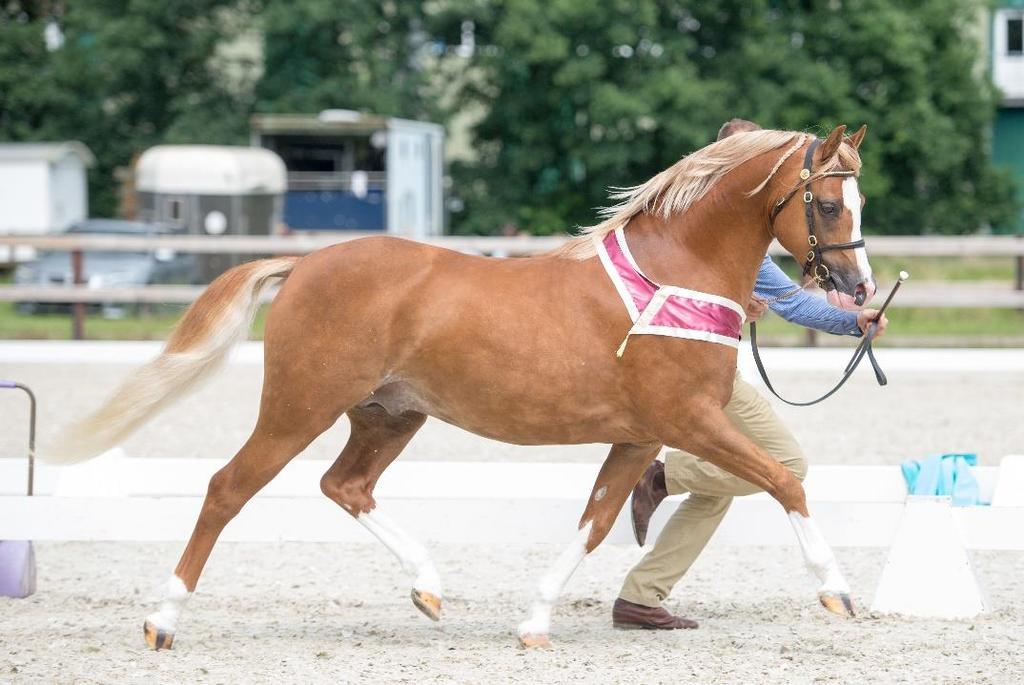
[0,541,36,598]
[0,380,17,388]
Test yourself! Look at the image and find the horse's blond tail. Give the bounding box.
[47,256,299,464]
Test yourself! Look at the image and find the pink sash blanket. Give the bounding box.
[595,228,745,355]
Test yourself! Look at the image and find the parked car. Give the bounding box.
[13,219,201,316]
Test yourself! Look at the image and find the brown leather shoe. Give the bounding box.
[612,598,698,630]
[631,460,668,546]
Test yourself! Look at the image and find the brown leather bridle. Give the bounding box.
[769,138,864,289]
[750,136,895,406]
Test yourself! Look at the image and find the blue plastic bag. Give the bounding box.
[900,453,981,506]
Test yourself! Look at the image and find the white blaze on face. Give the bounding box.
[842,177,872,281]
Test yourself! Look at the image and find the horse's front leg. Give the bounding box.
[517,442,662,648]
[663,401,854,617]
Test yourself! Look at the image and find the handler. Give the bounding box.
[612,119,889,630]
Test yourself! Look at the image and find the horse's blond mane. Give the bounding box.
[554,129,862,259]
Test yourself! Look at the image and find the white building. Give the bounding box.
[993,4,1024,104]
[0,142,93,234]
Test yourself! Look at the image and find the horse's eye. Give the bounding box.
[819,202,838,216]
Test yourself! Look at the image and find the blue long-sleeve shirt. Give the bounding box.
[754,256,861,336]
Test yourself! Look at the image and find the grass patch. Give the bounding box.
[754,306,1024,338]
[1,299,1020,342]
[0,301,270,341]
[772,255,1018,282]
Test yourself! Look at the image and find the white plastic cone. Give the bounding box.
[870,496,986,619]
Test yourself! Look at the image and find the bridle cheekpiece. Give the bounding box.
[769,138,864,289]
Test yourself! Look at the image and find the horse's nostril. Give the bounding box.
[853,284,867,306]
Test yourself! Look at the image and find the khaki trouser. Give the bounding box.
[618,370,808,607]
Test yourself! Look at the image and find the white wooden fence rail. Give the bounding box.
[2,232,1022,345]
[1,232,1022,256]
[1,458,1021,550]
[1,234,1022,308]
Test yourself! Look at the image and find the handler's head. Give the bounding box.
[717,118,761,141]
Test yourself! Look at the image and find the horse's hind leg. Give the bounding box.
[518,441,662,648]
[319,405,443,620]
[143,397,355,650]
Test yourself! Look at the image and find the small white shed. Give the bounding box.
[0,142,93,234]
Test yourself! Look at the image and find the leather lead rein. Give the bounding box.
[748,319,886,407]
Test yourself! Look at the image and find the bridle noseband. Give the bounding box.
[769,138,864,289]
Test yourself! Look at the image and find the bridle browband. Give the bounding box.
[769,137,865,289]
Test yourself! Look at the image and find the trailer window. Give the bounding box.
[1009,17,1023,55]
[166,198,183,222]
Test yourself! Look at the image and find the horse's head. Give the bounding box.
[769,125,875,310]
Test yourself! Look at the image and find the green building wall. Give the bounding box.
[994,108,1024,233]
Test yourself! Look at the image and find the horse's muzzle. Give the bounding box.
[853,280,875,307]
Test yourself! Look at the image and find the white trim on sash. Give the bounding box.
[630,325,741,349]
[594,233,640,320]
[614,226,648,279]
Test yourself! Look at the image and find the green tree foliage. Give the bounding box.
[431,0,732,234]
[1,1,1015,234]
[687,0,1019,235]
[440,0,1018,235]
[255,0,438,120]
[0,1,255,216]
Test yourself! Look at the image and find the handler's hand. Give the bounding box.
[857,308,888,338]
[745,296,768,322]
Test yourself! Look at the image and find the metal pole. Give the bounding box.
[71,249,85,340]
[0,381,36,496]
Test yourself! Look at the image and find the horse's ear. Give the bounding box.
[846,124,867,149]
[817,125,846,161]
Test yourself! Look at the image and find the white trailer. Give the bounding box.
[251,111,444,238]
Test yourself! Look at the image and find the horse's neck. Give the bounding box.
[624,194,772,305]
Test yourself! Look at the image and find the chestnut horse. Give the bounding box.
[53,124,874,650]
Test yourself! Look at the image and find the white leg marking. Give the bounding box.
[517,521,593,638]
[842,177,872,281]
[145,575,190,633]
[788,512,849,595]
[358,509,442,597]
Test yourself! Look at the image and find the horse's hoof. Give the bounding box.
[411,589,442,622]
[143,620,174,650]
[819,592,856,617]
[518,633,552,649]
